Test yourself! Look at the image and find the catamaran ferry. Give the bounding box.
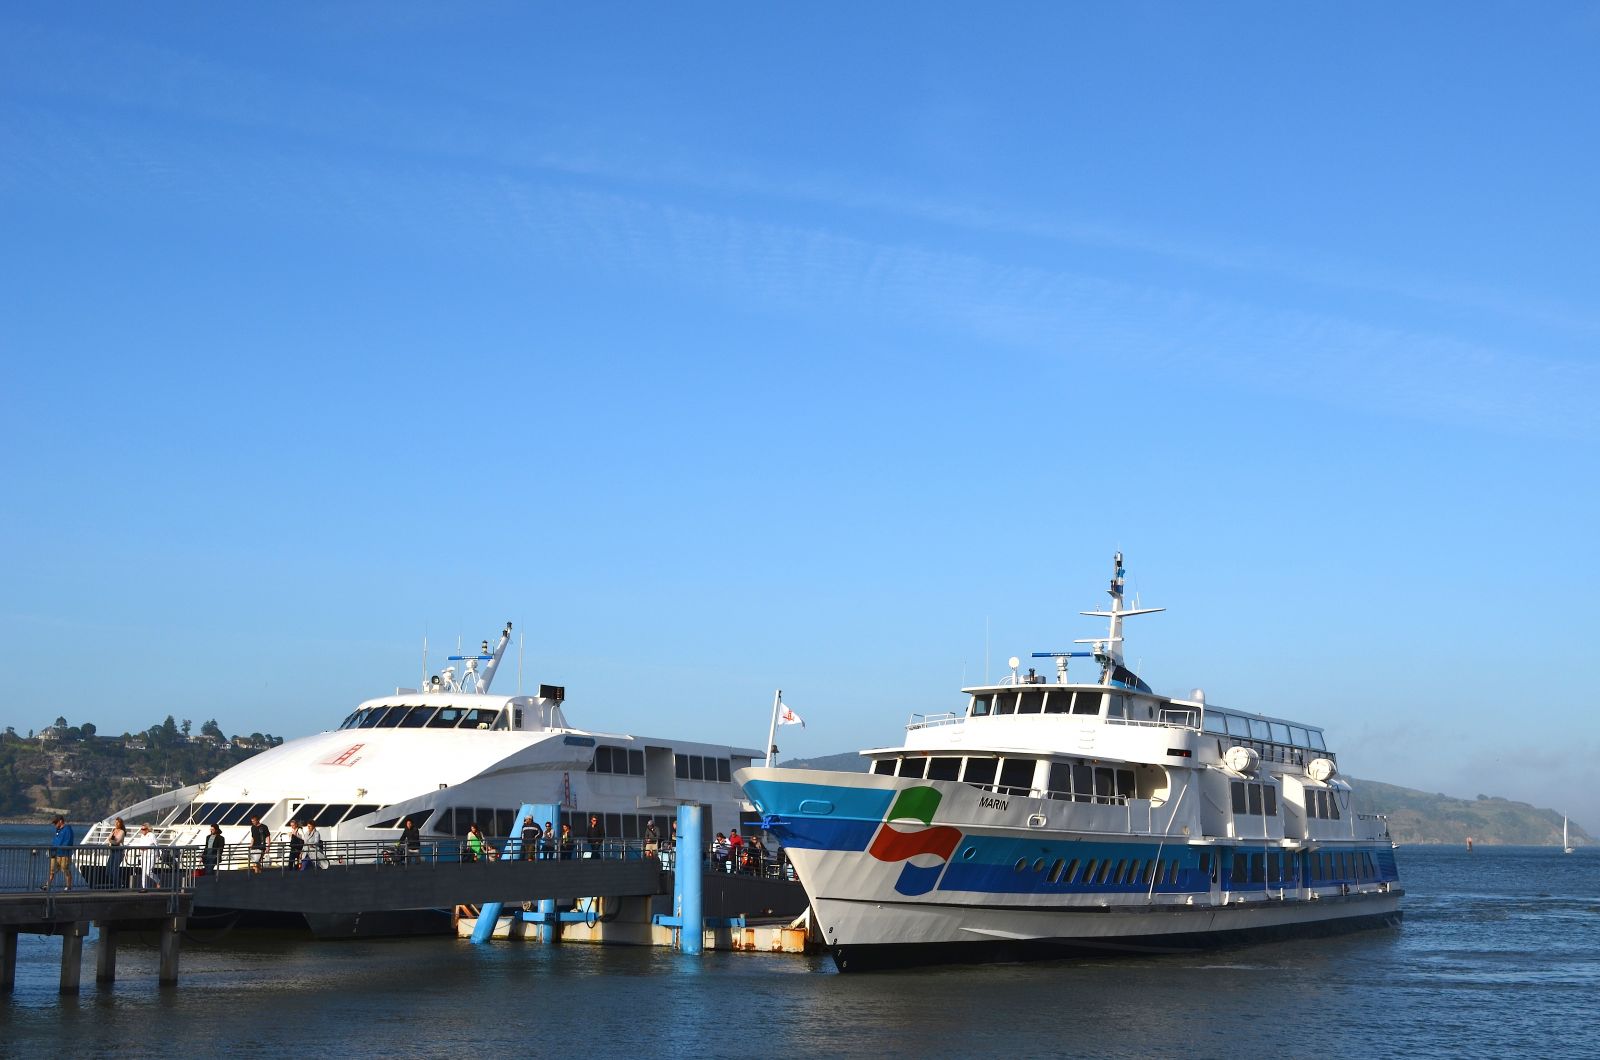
[86,623,761,934]
[738,555,1402,971]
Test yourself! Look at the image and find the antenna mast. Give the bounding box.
[1075,552,1164,684]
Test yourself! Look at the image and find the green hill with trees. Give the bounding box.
[779,752,1590,847]
[0,715,284,823]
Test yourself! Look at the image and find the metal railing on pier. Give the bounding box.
[2,837,801,892]
[0,843,200,895]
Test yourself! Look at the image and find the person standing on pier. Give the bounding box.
[712,832,730,873]
[520,817,540,861]
[130,823,159,889]
[401,818,421,863]
[586,814,605,858]
[42,815,76,892]
[559,822,574,859]
[107,816,128,885]
[285,820,305,869]
[202,823,225,872]
[302,821,326,870]
[540,820,555,860]
[644,818,660,857]
[248,815,269,873]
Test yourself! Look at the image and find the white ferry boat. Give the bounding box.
[87,623,761,932]
[738,555,1402,971]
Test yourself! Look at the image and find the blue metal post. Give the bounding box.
[469,802,538,944]
[533,802,559,943]
[676,803,703,955]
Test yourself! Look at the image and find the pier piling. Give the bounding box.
[59,921,87,994]
[676,804,703,955]
[533,802,558,944]
[95,925,118,983]
[3,927,18,992]
[158,917,184,985]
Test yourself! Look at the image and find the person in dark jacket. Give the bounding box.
[520,817,541,861]
[285,820,305,869]
[401,818,421,863]
[585,814,605,858]
[248,815,269,873]
[202,823,225,872]
[107,816,128,883]
[539,820,556,860]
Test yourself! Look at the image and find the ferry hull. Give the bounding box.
[818,891,1403,972]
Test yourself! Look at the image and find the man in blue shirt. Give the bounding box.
[44,815,76,892]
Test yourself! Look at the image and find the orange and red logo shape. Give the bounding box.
[868,786,962,896]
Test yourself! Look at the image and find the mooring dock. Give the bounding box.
[4,804,813,993]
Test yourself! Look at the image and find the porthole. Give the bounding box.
[1033,858,1046,872]
[1014,858,1027,872]
[962,846,977,861]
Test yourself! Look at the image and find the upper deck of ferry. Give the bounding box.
[877,550,1340,776]
[903,679,1336,770]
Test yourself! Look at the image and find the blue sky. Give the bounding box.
[3,5,1597,830]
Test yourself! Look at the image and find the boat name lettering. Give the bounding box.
[979,795,1009,811]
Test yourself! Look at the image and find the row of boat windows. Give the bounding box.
[1306,788,1342,820]
[337,705,517,731]
[1018,853,1186,888]
[425,807,682,841]
[871,755,1140,803]
[1230,781,1279,818]
[972,690,1186,722]
[583,748,734,782]
[1228,781,1343,821]
[1202,711,1326,750]
[588,746,646,776]
[972,690,1107,717]
[1228,849,1378,885]
[179,802,381,827]
[1009,848,1384,889]
[676,755,734,783]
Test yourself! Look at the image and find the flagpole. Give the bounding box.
[765,688,782,768]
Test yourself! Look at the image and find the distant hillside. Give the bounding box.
[0,716,282,822]
[778,753,1589,847]
[1348,778,1590,847]
[782,752,871,773]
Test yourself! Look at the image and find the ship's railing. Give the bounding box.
[1355,812,1392,839]
[0,843,200,895]
[1103,710,1202,732]
[906,712,963,730]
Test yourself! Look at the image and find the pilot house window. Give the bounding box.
[998,758,1035,793]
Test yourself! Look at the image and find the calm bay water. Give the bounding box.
[3,825,1596,1058]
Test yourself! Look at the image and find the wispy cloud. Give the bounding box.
[5,18,1596,440]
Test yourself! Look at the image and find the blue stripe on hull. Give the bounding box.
[743,779,896,852]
